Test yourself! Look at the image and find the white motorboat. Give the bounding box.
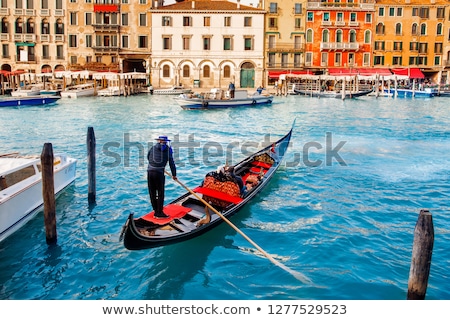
[97,86,124,97]
[60,83,98,98]
[150,86,192,95]
[0,153,77,242]
[10,84,44,97]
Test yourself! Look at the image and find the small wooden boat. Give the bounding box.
[0,153,77,242]
[120,123,293,250]
[175,89,274,110]
[0,95,60,107]
[294,88,372,99]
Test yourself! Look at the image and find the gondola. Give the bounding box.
[294,88,372,99]
[120,123,294,250]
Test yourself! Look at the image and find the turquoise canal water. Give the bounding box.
[0,93,449,300]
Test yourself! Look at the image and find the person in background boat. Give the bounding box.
[228,82,235,98]
[147,135,177,219]
[225,166,245,196]
[256,86,264,95]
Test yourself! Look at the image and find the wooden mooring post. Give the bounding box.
[87,126,96,203]
[407,209,434,300]
[41,143,57,245]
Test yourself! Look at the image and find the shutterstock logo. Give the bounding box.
[101,132,347,168]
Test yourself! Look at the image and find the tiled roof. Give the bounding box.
[160,0,262,11]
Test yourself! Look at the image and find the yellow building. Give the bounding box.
[373,0,449,83]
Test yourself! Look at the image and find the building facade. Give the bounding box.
[304,0,375,71]
[150,0,266,89]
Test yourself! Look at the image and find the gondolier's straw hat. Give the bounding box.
[155,135,171,142]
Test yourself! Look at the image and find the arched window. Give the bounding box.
[55,19,64,34]
[223,65,231,78]
[436,23,443,35]
[162,65,170,78]
[395,23,401,35]
[183,65,190,78]
[15,18,23,33]
[41,19,49,34]
[411,23,418,35]
[364,30,371,44]
[26,18,34,34]
[306,29,313,43]
[202,65,210,78]
[420,23,426,35]
[336,30,343,43]
[1,18,8,33]
[376,23,384,35]
[349,30,356,43]
[322,29,329,42]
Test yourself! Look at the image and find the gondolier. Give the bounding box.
[147,135,177,219]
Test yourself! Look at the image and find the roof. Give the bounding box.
[157,0,262,11]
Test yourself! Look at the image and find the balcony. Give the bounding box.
[14,9,23,15]
[267,42,304,53]
[306,0,375,10]
[0,8,9,15]
[92,45,120,53]
[14,34,23,41]
[24,34,36,41]
[54,9,64,17]
[55,34,64,42]
[320,42,360,51]
[93,24,120,32]
[40,9,50,16]
[24,9,35,16]
[40,34,50,42]
[0,33,9,41]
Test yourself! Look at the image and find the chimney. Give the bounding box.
[154,0,158,8]
[192,1,195,9]
[237,0,240,9]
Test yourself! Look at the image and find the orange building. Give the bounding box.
[304,0,375,72]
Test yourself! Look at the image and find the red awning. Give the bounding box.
[357,68,392,76]
[268,70,312,79]
[391,68,425,79]
[327,68,359,76]
[93,4,119,13]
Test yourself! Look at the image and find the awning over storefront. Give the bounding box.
[268,70,312,79]
[391,68,425,79]
[15,42,35,47]
[327,68,359,76]
[357,68,392,76]
[93,4,119,13]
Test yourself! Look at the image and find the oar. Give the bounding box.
[165,170,312,284]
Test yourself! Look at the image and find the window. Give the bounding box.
[419,7,429,19]
[162,65,170,77]
[323,12,330,22]
[395,23,402,35]
[223,65,231,78]
[374,41,385,50]
[42,45,49,59]
[364,30,371,44]
[268,53,275,67]
[411,23,418,35]
[86,34,92,47]
[162,16,171,26]
[397,8,402,16]
[139,13,146,26]
[374,55,384,66]
[138,35,147,48]
[56,0,62,9]
[15,18,23,33]
[55,19,64,34]
[349,30,356,43]
[204,17,210,27]
[268,18,277,28]
[305,52,312,66]
[183,16,192,27]
[409,56,418,65]
[393,42,402,51]
[336,30,343,43]
[163,36,171,50]
[203,37,211,50]
[389,7,395,17]
[420,23,426,35]
[418,43,428,54]
[294,36,301,49]
[434,43,443,54]
[70,56,77,65]
[183,65,190,77]
[41,19,49,34]
[122,13,128,26]
[281,53,288,68]
[1,18,8,33]
[85,12,92,25]
[295,3,302,14]
[183,36,190,50]
[244,37,253,50]
[410,42,418,51]
[224,17,231,26]
[336,12,343,22]
[295,18,301,29]
[224,36,232,50]
[436,7,445,19]
[122,35,128,48]
[335,52,341,66]
[70,12,77,25]
[307,12,313,22]
[434,56,440,66]
[376,23,384,35]
[269,2,277,14]
[378,8,384,17]
[392,56,402,65]
[321,52,328,66]
[363,53,370,66]
[322,29,329,42]
[348,52,355,66]
[203,65,210,78]
[412,7,419,16]
[294,54,301,67]
[436,23,443,35]
[41,0,49,9]
[350,13,356,22]
[306,29,313,43]
[244,17,251,27]
[56,45,63,59]
[365,13,372,23]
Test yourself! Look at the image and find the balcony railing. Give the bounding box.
[55,34,64,42]
[0,8,9,15]
[0,33,9,41]
[40,34,50,42]
[55,9,64,17]
[267,42,305,52]
[320,42,360,50]
[93,24,120,32]
[306,1,375,10]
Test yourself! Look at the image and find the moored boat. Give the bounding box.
[60,83,98,98]
[383,87,435,98]
[10,84,44,97]
[120,123,293,250]
[175,89,274,110]
[294,88,372,99]
[0,153,77,242]
[149,86,192,95]
[0,95,60,107]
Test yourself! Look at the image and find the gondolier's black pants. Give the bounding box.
[147,170,165,215]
